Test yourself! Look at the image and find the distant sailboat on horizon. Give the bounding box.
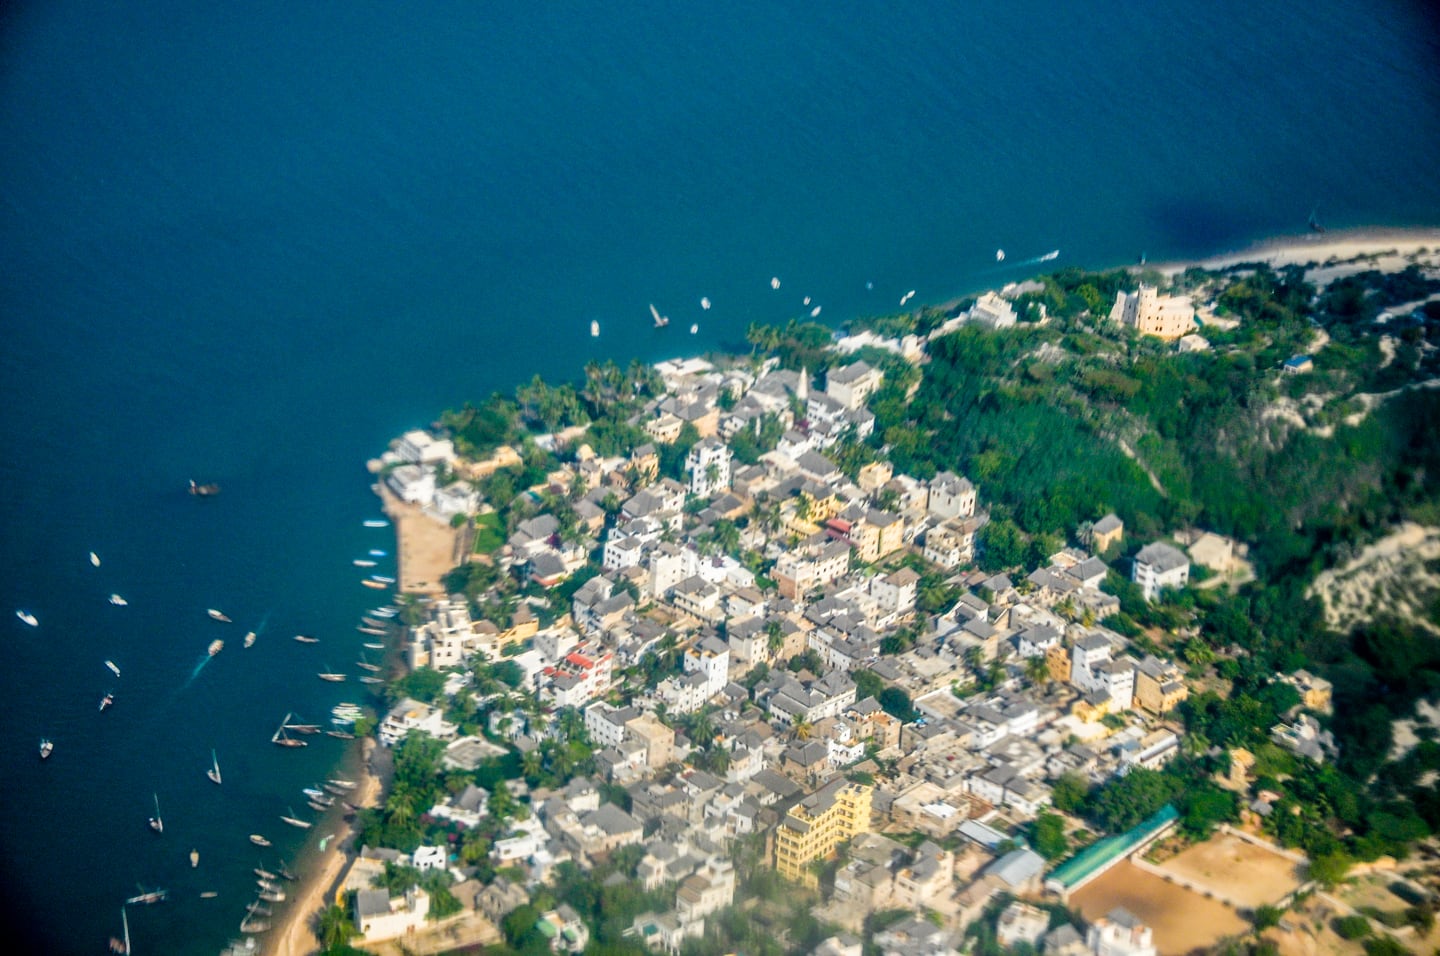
[207,749,222,785]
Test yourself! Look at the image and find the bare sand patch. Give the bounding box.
[1071,860,1249,956]
[1160,832,1304,909]
[376,483,461,595]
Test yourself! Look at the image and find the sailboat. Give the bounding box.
[148,793,163,834]
[649,303,670,328]
[280,807,312,830]
[317,665,346,682]
[272,713,307,748]
[108,906,131,955]
[90,551,101,567]
[207,749,222,785]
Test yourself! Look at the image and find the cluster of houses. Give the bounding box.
[348,321,1319,955]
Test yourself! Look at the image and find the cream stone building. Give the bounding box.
[1108,285,1196,340]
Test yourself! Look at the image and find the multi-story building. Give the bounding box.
[774,539,851,599]
[1133,655,1188,715]
[540,644,614,708]
[825,361,884,411]
[685,438,733,497]
[1132,542,1190,601]
[927,472,977,519]
[774,778,873,886]
[1108,285,1196,341]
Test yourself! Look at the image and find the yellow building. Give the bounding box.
[774,779,872,887]
[1133,656,1188,715]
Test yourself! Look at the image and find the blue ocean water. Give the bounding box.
[1,0,1438,951]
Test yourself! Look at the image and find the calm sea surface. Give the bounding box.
[2,1,1438,951]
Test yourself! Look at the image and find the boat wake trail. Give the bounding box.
[185,654,211,686]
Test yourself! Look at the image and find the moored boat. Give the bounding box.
[285,722,321,734]
[256,878,281,892]
[208,639,224,656]
[318,670,347,682]
[357,660,381,672]
[207,749,222,785]
[359,675,384,684]
[148,793,163,834]
[352,559,377,567]
[105,659,121,676]
[280,809,312,829]
[293,634,319,643]
[90,551,101,567]
[16,610,37,626]
[243,631,256,648]
[100,691,115,711]
[254,867,277,881]
[189,479,220,496]
[361,616,387,628]
[361,579,388,590]
[191,848,200,868]
[248,899,273,914]
[109,594,128,606]
[362,519,388,528]
[363,641,385,649]
[239,917,271,934]
[200,891,219,899]
[324,782,351,796]
[249,834,271,847]
[277,862,297,881]
[126,888,168,905]
[272,713,307,747]
[369,575,396,584]
[258,888,286,903]
[39,738,53,759]
[325,730,356,739]
[369,549,387,557]
[307,799,330,812]
[207,609,232,623]
[327,778,358,790]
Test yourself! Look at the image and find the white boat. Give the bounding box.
[148,793,163,834]
[700,296,711,310]
[770,276,781,289]
[590,319,600,337]
[249,834,271,847]
[109,594,128,606]
[16,610,37,627]
[191,848,199,868]
[293,634,319,644]
[39,738,53,760]
[362,519,389,528]
[243,631,256,648]
[207,749,222,785]
[105,660,121,677]
[352,559,377,567]
[996,249,1005,261]
[689,324,699,334]
[100,691,114,711]
[327,778,358,790]
[803,296,811,306]
[1040,249,1059,261]
[649,303,669,327]
[900,289,916,306]
[369,575,396,584]
[363,641,384,649]
[280,808,312,830]
[362,579,387,590]
[810,306,821,317]
[207,609,232,623]
[208,639,224,656]
[90,552,101,567]
[369,549,387,557]
[318,670,347,683]
[358,675,384,684]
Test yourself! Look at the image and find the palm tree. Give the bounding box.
[794,718,813,741]
[1024,655,1051,687]
[318,904,357,951]
[398,592,425,628]
[521,748,542,780]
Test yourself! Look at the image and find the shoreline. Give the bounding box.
[268,740,384,956]
[1147,225,1440,277]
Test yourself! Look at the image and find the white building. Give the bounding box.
[1132,542,1190,601]
[969,292,1018,329]
[1087,908,1157,956]
[355,886,431,943]
[379,698,457,747]
[927,472,977,519]
[685,438,733,497]
[396,429,456,465]
[825,361,884,411]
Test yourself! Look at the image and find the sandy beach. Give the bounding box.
[1154,226,1440,280]
[376,482,464,597]
[269,742,384,956]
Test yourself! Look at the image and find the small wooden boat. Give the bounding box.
[361,617,388,628]
[307,799,330,812]
[254,867,277,881]
[359,675,384,685]
[318,670,347,683]
[361,579,388,590]
[293,634,319,644]
[277,862,297,882]
[189,480,221,497]
[248,899,273,914]
[285,722,322,734]
[280,808,311,830]
[99,691,115,711]
[249,834,271,847]
[363,641,385,650]
[239,917,271,934]
[207,609,232,623]
[358,626,387,636]
[208,639,224,656]
[258,888,285,903]
[327,778,358,790]
[200,891,219,899]
[325,730,356,740]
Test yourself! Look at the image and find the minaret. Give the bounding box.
[797,366,809,403]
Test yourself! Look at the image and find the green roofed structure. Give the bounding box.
[1045,803,1178,898]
